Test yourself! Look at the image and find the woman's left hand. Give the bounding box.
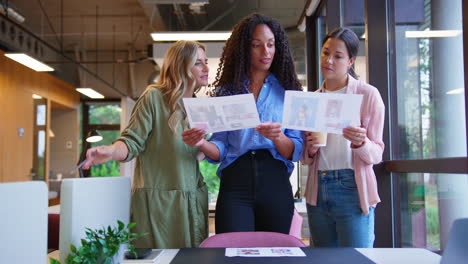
[255,121,283,142]
[343,126,367,147]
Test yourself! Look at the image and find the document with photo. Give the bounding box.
[283,90,363,134]
[183,94,260,133]
[225,247,306,257]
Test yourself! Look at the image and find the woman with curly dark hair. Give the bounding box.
[183,13,303,234]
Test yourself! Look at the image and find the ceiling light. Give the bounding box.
[4,53,54,72]
[76,88,105,99]
[143,0,209,4]
[151,31,231,42]
[405,30,462,38]
[86,129,103,143]
[32,94,42,99]
[446,88,464,95]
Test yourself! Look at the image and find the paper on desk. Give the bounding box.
[183,94,260,133]
[225,247,306,257]
[282,90,363,134]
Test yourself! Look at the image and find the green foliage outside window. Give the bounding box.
[89,104,121,125]
[199,160,219,203]
[91,161,120,177]
[85,102,121,178]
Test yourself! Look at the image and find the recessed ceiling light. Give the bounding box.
[405,30,462,38]
[76,88,105,99]
[4,53,54,72]
[446,88,464,95]
[151,31,231,42]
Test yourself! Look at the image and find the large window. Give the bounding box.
[81,102,121,177]
[32,98,47,181]
[399,172,468,250]
[394,0,468,250]
[394,0,466,160]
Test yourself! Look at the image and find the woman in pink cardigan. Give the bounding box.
[302,27,385,248]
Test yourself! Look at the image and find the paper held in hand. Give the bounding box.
[183,94,261,133]
[282,90,363,134]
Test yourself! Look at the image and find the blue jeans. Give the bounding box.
[307,169,375,247]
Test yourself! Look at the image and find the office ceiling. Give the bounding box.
[1,0,307,99]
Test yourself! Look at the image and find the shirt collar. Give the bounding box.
[243,73,277,86]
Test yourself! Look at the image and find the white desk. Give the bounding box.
[48,248,441,264]
[47,250,179,264]
[356,248,441,264]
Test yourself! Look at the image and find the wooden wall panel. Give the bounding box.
[0,50,80,183]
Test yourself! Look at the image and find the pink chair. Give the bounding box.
[289,209,303,239]
[199,231,306,248]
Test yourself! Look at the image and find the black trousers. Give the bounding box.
[215,149,294,234]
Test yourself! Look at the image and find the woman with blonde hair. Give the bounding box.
[82,40,210,248]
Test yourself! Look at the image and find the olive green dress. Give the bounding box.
[117,87,208,249]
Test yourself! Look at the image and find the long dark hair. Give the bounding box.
[213,13,302,96]
[322,27,359,79]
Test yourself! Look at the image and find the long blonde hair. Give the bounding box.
[150,40,206,132]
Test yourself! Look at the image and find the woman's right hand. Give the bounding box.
[182,128,206,147]
[82,145,114,170]
[304,132,321,156]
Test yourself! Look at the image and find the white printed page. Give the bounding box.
[183,94,260,133]
[225,247,306,257]
[283,90,363,134]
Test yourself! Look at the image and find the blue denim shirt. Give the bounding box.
[207,74,303,176]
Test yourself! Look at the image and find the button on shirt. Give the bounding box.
[206,74,303,176]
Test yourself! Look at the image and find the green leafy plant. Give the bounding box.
[199,160,219,198]
[50,220,147,264]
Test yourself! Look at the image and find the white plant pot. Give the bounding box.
[111,244,127,264]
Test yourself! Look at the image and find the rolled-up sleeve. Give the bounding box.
[205,131,228,164]
[284,129,303,162]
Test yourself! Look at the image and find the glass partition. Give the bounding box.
[398,172,468,250]
[394,0,466,160]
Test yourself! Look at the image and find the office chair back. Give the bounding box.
[199,231,306,248]
[441,218,468,264]
[0,181,48,264]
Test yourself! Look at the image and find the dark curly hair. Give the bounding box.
[212,13,302,96]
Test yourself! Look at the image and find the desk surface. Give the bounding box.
[48,247,441,264]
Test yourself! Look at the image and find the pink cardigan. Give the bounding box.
[301,75,385,215]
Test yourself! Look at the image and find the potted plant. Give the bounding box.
[50,220,147,264]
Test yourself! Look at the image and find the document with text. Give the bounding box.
[183,94,260,133]
[225,247,306,257]
[282,90,363,134]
